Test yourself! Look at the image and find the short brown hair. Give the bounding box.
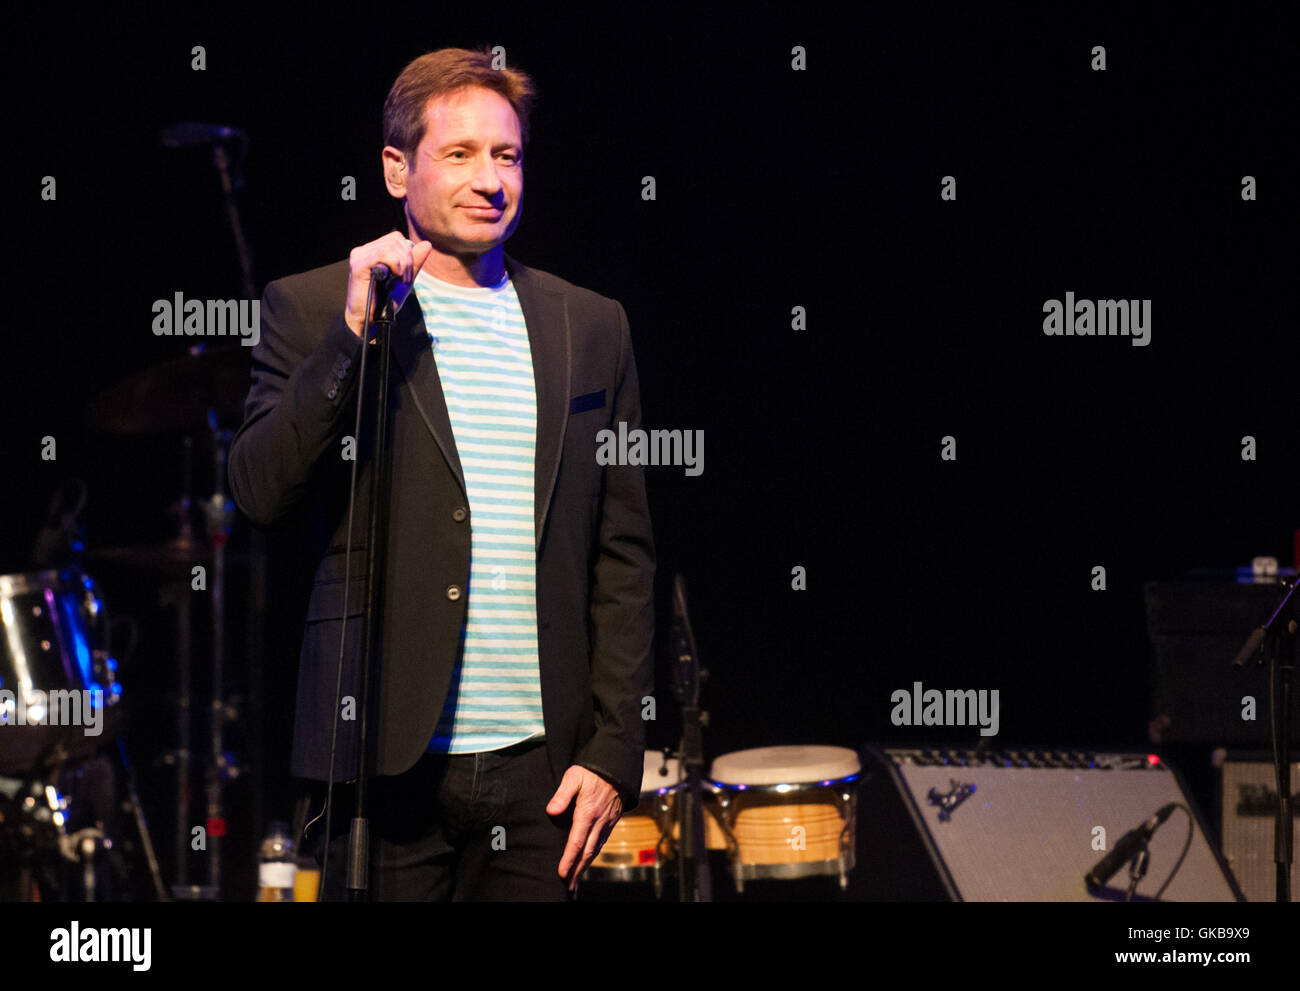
[383,47,537,166]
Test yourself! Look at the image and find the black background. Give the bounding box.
[4,3,1296,901]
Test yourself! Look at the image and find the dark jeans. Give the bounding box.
[305,738,573,901]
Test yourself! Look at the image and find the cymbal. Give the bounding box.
[84,537,247,577]
[86,345,250,436]
[0,712,125,775]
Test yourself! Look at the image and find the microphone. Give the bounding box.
[1085,803,1177,889]
[160,122,247,149]
[368,264,412,314]
[1231,573,1297,668]
[1231,626,1267,668]
[161,122,250,192]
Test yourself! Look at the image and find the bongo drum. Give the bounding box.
[709,745,860,891]
[587,751,680,884]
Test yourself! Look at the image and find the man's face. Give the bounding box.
[386,86,524,257]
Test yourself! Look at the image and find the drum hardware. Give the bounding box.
[32,478,88,573]
[86,536,249,578]
[82,378,245,900]
[175,432,196,896]
[0,772,108,901]
[159,122,253,897]
[669,779,728,854]
[200,418,237,900]
[74,124,257,901]
[10,775,73,850]
[117,432,204,898]
[84,346,249,439]
[113,738,169,902]
[68,827,109,902]
[79,438,200,895]
[1,746,169,903]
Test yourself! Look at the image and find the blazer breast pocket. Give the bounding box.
[305,577,366,622]
[568,389,606,415]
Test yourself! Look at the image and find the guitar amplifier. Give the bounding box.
[1214,750,1299,902]
[858,747,1243,901]
[1143,573,1295,744]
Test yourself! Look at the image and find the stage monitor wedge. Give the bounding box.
[858,746,1243,902]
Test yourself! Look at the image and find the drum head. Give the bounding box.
[710,745,860,786]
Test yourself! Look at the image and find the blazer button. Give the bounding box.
[452,507,467,523]
[446,585,462,601]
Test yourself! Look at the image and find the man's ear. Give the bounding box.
[382,146,407,198]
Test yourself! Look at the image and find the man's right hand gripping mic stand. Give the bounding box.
[320,261,408,902]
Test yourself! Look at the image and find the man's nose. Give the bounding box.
[470,154,505,195]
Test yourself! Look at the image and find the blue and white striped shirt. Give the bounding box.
[414,268,546,753]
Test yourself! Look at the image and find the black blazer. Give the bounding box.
[227,252,655,811]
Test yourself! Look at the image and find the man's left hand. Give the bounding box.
[547,765,623,892]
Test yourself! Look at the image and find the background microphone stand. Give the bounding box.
[157,120,255,901]
[671,574,712,902]
[1231,572,1298,902]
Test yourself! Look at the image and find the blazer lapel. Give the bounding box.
[390,291,466,494]
[505,252,571,549]
[391,252,571,549]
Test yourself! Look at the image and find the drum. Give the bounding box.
[588,750,680,882]
[709,745,860,891]
[0,570,122,773]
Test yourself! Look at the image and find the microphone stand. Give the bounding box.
[162,121,255,899]
[170,436,195,896]
[344,275,397,901]
[201,414,236,898]
[1231,573,1298,902]
[671,574,712,902]
[211,143,254,303]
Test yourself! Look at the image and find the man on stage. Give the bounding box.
[228,47,656,900]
